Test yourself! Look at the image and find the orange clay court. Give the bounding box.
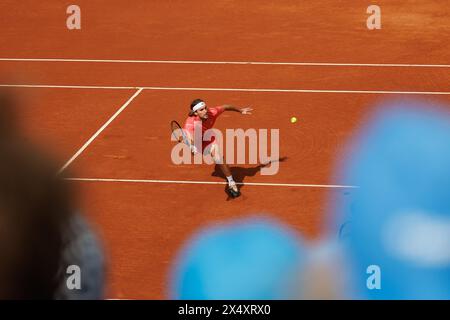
[0,1,449,299]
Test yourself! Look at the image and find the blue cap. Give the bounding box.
[332,99,450,299]
[169,216,306,299]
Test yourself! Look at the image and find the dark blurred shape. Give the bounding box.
[0,89,105,299]
[0,138,73,299]
[54,212,106,300]
[0,88,19,139]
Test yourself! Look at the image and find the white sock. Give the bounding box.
[226,176,234,184]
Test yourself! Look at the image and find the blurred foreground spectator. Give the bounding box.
[328,99,450,299]
[169,216,307,299]
[0,89,105,299]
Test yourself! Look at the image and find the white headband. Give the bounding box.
[192,101,206,112]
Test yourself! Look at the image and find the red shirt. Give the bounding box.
[184,106,225,149]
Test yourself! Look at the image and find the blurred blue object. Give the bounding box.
[169,217,306,300]
[331,99,450,299]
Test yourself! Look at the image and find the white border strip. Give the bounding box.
[0,84,134,90]
[1,84,449,95]
[58,88,144,173]
[1,57,450,68]
[65,177,359,189]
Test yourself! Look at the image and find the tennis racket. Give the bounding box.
[171,120,191,147]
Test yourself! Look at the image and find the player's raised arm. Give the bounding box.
[222,105,253,115]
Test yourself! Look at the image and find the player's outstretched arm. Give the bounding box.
[223,105,253,115]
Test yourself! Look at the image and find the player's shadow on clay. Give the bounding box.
[212,157,288,199]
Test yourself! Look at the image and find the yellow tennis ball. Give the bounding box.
[290,117,297,123]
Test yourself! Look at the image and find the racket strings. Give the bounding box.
[171,121,188,144]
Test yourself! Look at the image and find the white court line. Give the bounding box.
[65,177,359,189]
[58,88,144,173]
[0,84,136,90]
[1,84,450,95]
[1,57,450,68]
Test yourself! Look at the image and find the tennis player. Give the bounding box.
[183,98,252,198]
